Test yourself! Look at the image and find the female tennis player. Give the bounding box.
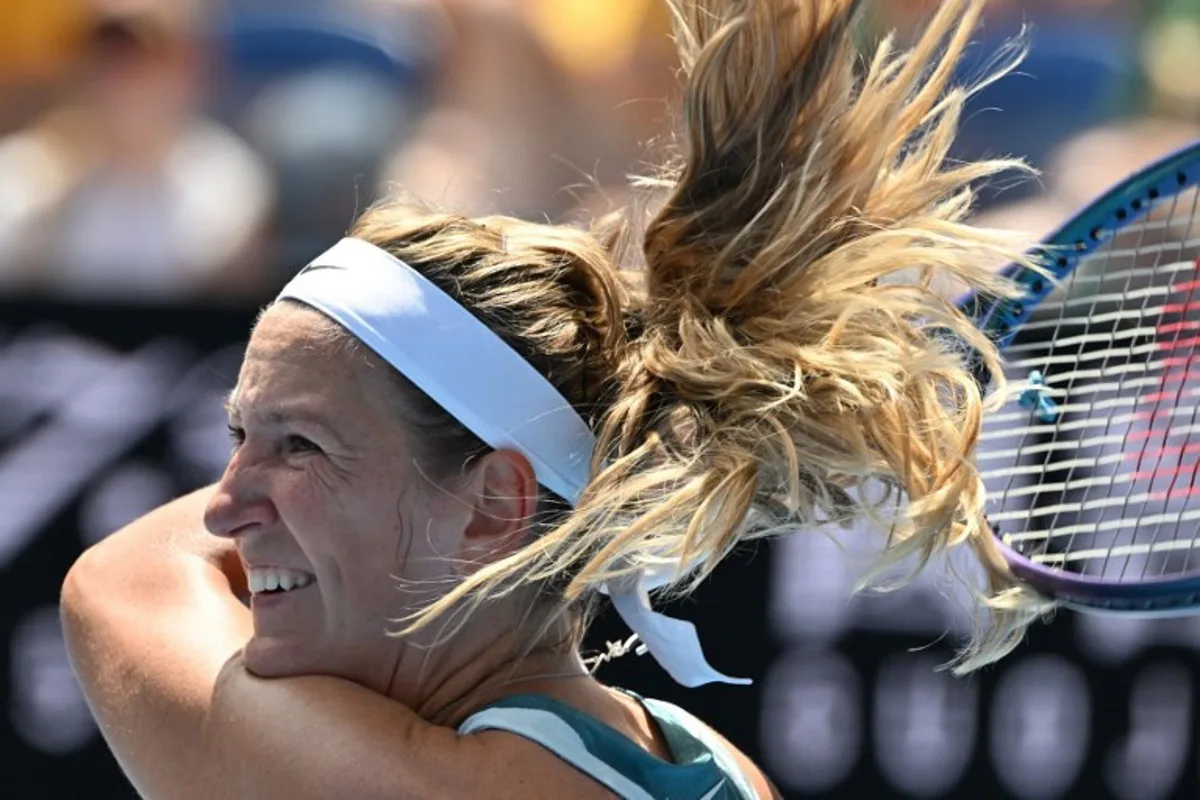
[61,1,1047,797]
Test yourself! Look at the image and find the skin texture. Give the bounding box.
[61,304,779,799]
[209,302,483,703]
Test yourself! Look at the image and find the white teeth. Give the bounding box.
[248,567,314,594]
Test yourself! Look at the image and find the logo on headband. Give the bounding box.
[296,260,345,276]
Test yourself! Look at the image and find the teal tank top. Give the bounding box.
[455,691,756,800]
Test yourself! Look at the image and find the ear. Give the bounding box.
[457,449,539,574]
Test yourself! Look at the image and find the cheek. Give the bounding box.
[325,484,425,610]
[282,456,455,615]
[384,499,466,608]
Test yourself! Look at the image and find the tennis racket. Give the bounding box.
[960,139,1200,615]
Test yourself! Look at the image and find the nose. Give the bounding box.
[203,449,276,538]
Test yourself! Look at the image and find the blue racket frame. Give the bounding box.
[961,140,1200,347]
[957,140,1200,614]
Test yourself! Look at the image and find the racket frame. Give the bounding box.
[962,141,1200,346]
[958,140,1200,613]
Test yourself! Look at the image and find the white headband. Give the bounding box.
[278,237,749,688]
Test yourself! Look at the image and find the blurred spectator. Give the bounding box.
[380,0,677,223]
[220,0,443,273]
[871,1,1138,212]
[971,0,1200,236]
[0,0,275,303]
[380,0,584,221]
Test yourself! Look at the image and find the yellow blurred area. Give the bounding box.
[523,0,668,78]
[0,0,89,83]
[1143,16,1200,117]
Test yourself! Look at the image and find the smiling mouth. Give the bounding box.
[248,566,316,596]
[254,583,314,597]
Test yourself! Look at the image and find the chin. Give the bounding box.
[241,634,313,679]
[242,634,366,687]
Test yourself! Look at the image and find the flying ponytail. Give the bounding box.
[403,0,1054,672]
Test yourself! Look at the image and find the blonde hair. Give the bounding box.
[336,0,1055,673]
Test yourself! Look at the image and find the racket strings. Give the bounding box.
[1059,211,1160,576]
[981,184,1200,581]
[1123,186,1200,580]
[992,194,1159,569]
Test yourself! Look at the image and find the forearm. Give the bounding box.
[61,487,249,666]
[61,487,251,798]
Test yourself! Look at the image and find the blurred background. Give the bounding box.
[1,0,1198,797]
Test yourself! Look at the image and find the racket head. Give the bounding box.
[960,140,1200,614]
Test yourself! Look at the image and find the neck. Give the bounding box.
[397,615,591,728]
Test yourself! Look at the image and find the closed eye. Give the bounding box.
[284,434,322,456]
[226,425,321,457]
[227,423,245,448]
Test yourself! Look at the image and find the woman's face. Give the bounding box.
[204,304,471,694]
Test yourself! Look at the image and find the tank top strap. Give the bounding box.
[633,694,759,800]
[458,698,659,799]
[456,692,746,800]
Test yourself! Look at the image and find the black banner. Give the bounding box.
[1,301,1197,799]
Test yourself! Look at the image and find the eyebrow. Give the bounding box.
[225,392,349,448]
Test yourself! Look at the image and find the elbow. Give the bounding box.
[60,546,109,696]
[60,499,170,625]
[61,546,94,622]
[60,533,134,661]
[61,537,115,615]
[60,544,111,656]
[60,534,153,706]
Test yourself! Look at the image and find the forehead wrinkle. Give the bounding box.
[226,381,354,443]
[233,311,407,449]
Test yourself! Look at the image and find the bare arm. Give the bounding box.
[60,487,594,800]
